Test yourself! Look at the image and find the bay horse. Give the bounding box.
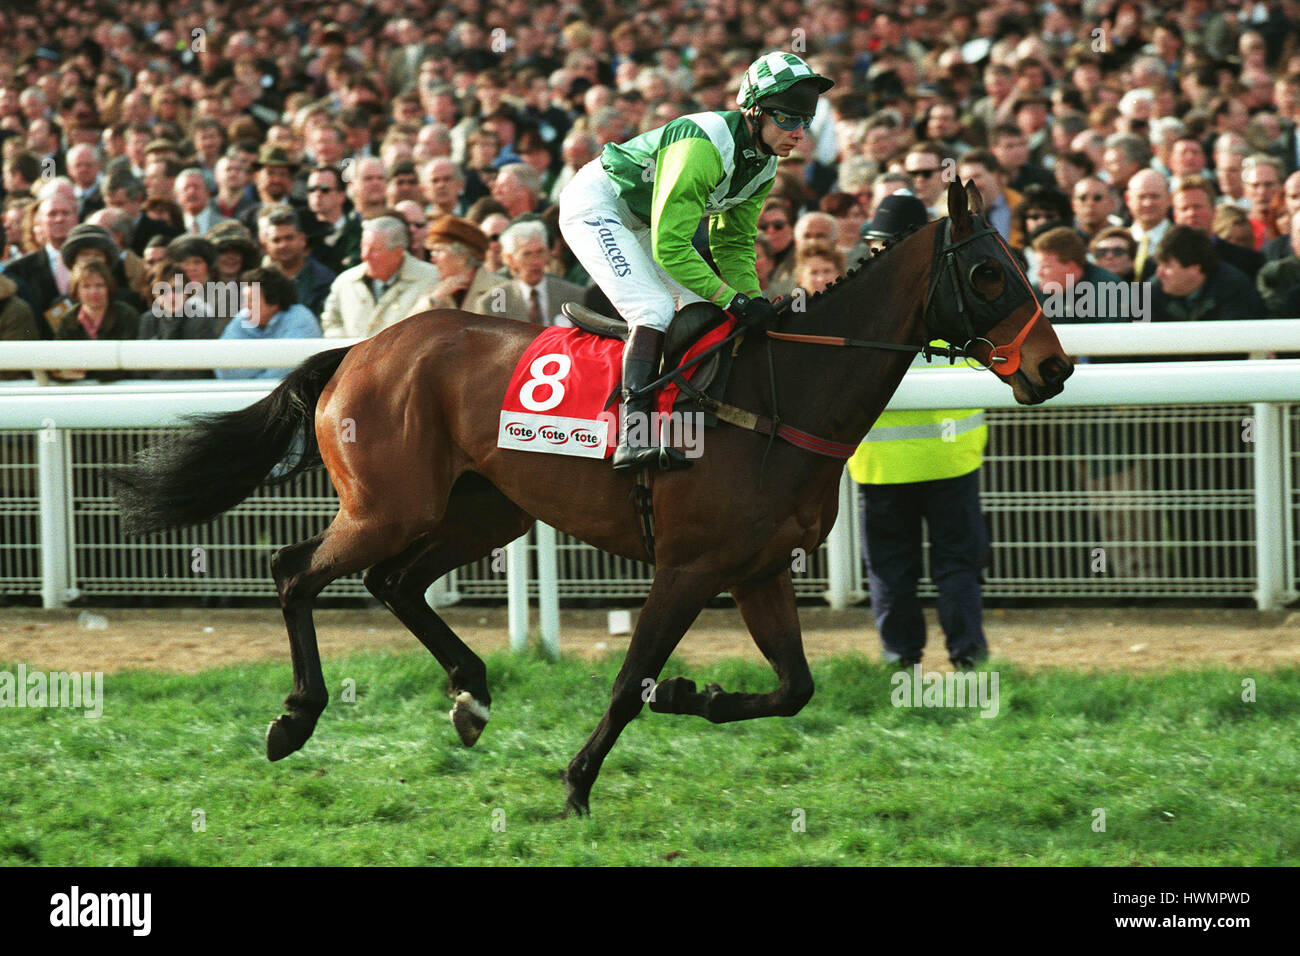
[112,181,1071,815]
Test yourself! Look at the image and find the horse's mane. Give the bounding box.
[798,217,933,318]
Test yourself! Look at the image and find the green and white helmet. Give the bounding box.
[736,51,834,114]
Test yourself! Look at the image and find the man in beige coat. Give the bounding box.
[319,215,441,338]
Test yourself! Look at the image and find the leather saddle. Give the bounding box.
[559,300,733,403]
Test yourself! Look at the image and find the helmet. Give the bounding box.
[737,52,834,115]
[861,191,929,241]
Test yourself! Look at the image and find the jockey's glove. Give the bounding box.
[728,292,779,332]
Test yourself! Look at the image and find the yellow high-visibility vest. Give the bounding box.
[848,347,987,484]
[848,406,987,484]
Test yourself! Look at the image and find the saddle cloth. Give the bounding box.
[497,320,736,459]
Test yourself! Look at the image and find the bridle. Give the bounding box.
[919,217,1043,375]
[769,215,1043,376]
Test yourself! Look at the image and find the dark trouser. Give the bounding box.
[858,469,988,664]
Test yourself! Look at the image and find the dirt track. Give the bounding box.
[0,604,1297,675]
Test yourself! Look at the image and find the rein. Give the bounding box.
[634,216,1043,464]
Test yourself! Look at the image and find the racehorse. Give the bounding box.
[112,181,1071,815]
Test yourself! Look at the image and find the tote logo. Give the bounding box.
[502,421,536,441]
[498,411,611,458]
[583,217,632,277]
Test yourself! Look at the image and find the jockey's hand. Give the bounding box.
[728,293,779,332]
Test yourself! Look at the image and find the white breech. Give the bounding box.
[558,159,707,333]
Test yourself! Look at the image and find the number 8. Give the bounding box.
[519,353,571,412]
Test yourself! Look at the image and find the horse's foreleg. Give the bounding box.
[563,567,719,817]
[650,569,814,723]
[363,476,533,746]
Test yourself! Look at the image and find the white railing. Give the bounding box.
[2,322,1298,645]
[2,319,1299,370]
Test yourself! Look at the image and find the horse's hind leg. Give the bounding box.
[650,569,814,723]
[363,474,533,746]
[267,516,413,760]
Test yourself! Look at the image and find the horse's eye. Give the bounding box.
[970,260,1005,300]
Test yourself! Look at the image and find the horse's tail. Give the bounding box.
[111,346,354,536]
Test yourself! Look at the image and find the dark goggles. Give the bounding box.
[762,107,814,131]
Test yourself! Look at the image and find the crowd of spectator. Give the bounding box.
[3,0,1300,385]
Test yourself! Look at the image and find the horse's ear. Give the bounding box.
[965,179,985,218]
[948,178,970,235]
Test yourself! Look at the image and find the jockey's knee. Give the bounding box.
[629,309,673,334]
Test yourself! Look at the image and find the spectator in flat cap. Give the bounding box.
[202,221,261,335]
[414,214,503,313]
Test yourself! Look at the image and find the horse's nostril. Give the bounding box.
[1039,356,1072,387]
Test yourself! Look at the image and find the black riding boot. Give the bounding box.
[612,326,690,473]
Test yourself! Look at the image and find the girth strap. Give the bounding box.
[630,470,655,562]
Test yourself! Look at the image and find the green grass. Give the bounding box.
[1,650,1297,866]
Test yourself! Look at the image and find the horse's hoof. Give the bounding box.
[648,676,696,714]
[449,691,490,746]
[266,714,311,761]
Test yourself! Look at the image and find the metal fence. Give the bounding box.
[2,402,1295,604]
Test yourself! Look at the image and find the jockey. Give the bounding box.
[558,51,833,472]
